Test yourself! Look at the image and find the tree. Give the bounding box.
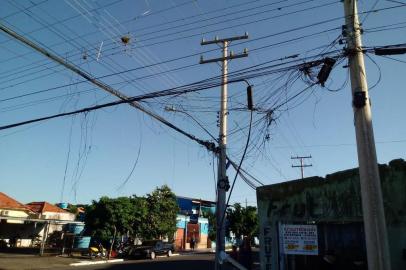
[142,185,179,240]
[67,204,78,215]
[226,203,259,241]
[205,211,217,241]
[131,195,148,238]
[84,185,178,242]
[84,196,144,243]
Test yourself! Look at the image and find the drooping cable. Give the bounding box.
[219,109,253,228]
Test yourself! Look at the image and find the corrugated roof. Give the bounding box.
[26,202,70,214]
[0,192,30,211]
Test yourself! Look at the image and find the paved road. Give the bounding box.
[0,252,260,270]
[63,254,236,270]
[0,253,242,270]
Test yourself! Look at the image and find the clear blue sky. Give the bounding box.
[0,0,405,206]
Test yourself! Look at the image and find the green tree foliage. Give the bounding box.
[67,204,78,215]
[85,196,145,242]
[84,185,178,242]
[142,185,179,240]
[205,211,217,241]
[131,195,148,238]
[226,203,259,239]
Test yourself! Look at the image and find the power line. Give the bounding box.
[135,1,341,48]
[0,25,340,94]
[135,0,328,41]
[3,0,394,88]
[0,44,339,106]
[0,2,336,85]
[0,21,219,152]
[128,1,406,49]
[4,0,398,88]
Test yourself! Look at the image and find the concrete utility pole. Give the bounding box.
[291,155,312,179]
[200,34,248,270]
[343,1,391,269]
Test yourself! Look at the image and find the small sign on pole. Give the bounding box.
[280,224,318,255]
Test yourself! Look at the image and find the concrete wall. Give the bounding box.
[39,212,75,237]
[257,159,406,270]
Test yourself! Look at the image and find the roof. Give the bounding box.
[176,196,216,205]
[26,201,70,214]
[0,192,30,211]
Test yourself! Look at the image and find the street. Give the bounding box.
[68,254,227,270]
[0,253,259,270]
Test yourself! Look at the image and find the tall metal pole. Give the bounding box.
[200,34,248,270]
[343,1,391,269]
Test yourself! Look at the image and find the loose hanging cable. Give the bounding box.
[220,109,254,228]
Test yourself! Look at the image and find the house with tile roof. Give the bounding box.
[0,193,78,248]
[26,201,75,221]
[0,192,32,224]
[25,202,76,241]
[0,192,37,247]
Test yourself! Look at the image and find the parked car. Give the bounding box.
[127,240,174,259]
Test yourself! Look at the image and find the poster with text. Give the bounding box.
[280,224,318,255]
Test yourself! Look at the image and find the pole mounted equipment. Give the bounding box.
[317,57,336,86]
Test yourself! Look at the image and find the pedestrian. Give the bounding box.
[190,236,196,250]
[230,245,239,261]
[239,237,253,270]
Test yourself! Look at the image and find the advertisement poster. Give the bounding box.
[280,224,318,255]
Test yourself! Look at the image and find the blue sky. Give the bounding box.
[0,0,405,206]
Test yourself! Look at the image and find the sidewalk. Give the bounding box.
[0,253,122,270]
[178,248,215,255]
[0,253,81,270]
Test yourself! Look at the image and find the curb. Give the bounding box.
[179,251,215,256]
[70,259,124,266]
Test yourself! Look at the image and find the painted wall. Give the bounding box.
[257,159,406,270]
[175,214,209,249]
[0,209,29,224]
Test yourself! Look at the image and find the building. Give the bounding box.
[174,196,215,250]
[0,192,32,222]
[26,201,76,238]
[176,196,216,218]
[0,192,36,246]
[257,159,406,270]
[0,193,83,250]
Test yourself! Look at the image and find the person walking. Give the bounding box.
[239,237,253,270]
[190,236,196,251]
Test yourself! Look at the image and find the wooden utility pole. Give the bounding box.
[200,34,248,270]
[343,1,391,269]
[291,155,312,179]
